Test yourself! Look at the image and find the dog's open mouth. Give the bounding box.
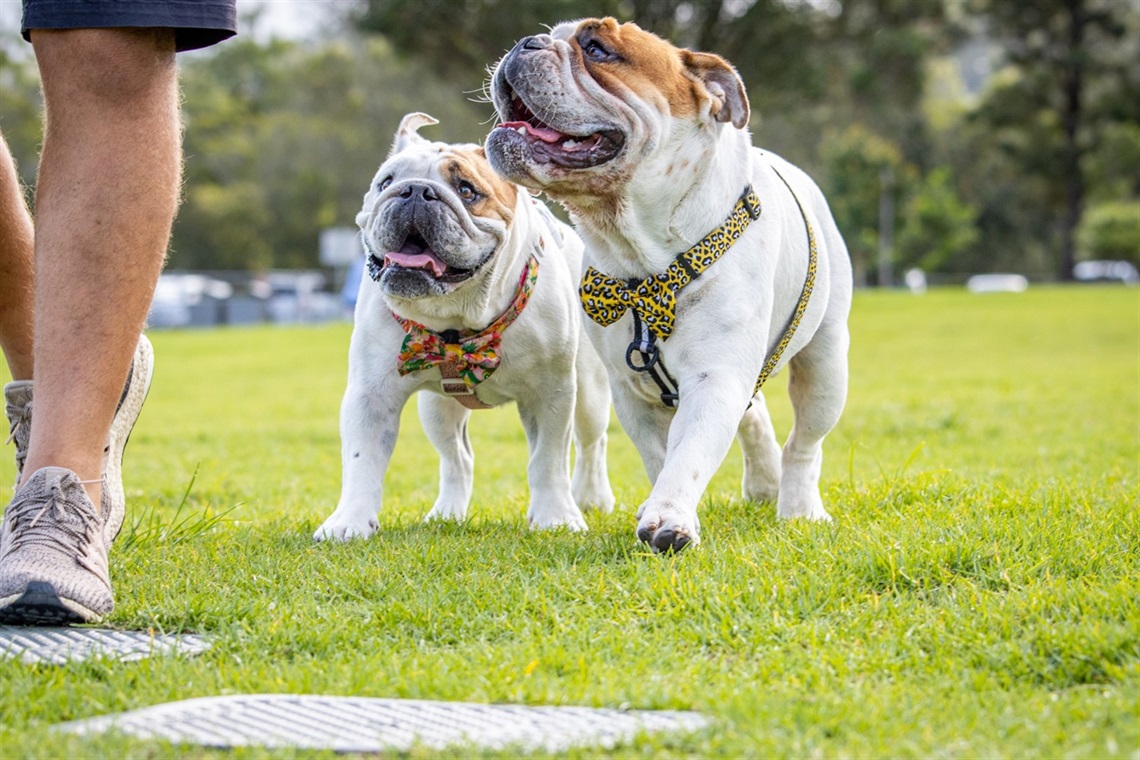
[372,230,474,284]
[493,93,624,169]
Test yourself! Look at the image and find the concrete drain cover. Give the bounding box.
[0,626,210,665]
[55,694,710,753]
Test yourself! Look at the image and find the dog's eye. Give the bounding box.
[457,181,479,203]
[378,176,393,191]
[582,39,613,62]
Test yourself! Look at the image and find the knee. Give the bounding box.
[32,28,177,105]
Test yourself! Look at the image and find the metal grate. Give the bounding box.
[0,625,211,665]
[55,694,711,753]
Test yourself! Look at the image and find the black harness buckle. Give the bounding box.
[743,191,762,220]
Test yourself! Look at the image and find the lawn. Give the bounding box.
[1,285,1137,758]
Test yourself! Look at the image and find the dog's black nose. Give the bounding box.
[399,183,440,202]
[520,34,552,52]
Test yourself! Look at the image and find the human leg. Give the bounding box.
[20,28,180,507]
[0,28,179,624]
[0,131,35,383]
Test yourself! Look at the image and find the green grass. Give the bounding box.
[1,285,1137,758]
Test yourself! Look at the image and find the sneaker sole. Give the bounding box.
[0,581,102,625]
[102,335,154,544]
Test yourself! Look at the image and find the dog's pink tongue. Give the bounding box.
[384,251,448,277]
[499,120,565,144]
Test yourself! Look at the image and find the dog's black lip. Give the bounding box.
[367,252,478,285]
[496,84,626,168]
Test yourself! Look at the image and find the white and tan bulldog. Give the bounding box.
[484,19,853,551]
[314,113,615,541]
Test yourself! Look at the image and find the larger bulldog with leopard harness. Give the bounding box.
[485,18,853,552]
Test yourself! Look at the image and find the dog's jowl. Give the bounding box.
[315,113,615,541]
[484,19,854,552]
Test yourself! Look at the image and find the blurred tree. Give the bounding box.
[896,167,979,274]
[819,124,909,286]
[173,35,490,270]
[967,0,1140,280]
[0,46,43,194]
[1077,200,1140,266]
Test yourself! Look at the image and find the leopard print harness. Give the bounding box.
[579,167,818,408]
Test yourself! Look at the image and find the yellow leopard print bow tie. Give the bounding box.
[579,187,762,339]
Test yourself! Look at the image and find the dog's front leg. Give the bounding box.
[635,372,753,552]
[517,393,588,531]
[419,392,474,522]
[314,381,408,542]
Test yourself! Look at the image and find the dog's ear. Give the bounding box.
[681,51,750,130]
[390,112,440,156]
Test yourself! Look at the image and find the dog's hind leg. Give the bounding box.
[738,392,782,503]
[779,322,849,520]
[571,344,616,513]
[419,392,475,522]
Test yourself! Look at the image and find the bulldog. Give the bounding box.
[484,19,853,552]
[314,113,615,541]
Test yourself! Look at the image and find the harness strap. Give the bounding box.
[626,310,680,408]
[753,166,818,394]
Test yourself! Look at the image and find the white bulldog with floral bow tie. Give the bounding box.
[314,113,614,541]
[484,19,853,552]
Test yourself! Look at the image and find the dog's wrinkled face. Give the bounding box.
[484,17,749,196]
[358,113,519,299]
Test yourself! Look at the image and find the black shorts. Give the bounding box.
[22,0,237,52]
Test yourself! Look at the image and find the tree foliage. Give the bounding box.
[0,1,1135,280]
[172,35,488,270]
[966,0,1140,279]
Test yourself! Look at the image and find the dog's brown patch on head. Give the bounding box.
[444,147,518,226]
[569,18,702,121]
[567,17,749,128]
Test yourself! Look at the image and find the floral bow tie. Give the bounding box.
[393,255,539,393]
[579,187,761,340]
[396,329,501,384]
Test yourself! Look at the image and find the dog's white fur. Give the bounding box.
[484,19,853,550]
[315,113,614,541]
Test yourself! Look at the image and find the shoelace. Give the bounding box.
[1,479,104,575]
[5,398,31,475]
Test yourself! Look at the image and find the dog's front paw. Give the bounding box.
[528,496,588,532]
[635,502,701,553]
[313,512,380,542]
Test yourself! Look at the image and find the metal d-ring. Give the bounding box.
[625,340,659,372]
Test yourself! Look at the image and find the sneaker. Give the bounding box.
[3,380,32,481]
[2,333,153,543]
[102,334,154,543]
[0,466,113,624]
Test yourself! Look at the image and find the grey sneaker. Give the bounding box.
[0,466,113,624]
[4,380,32,480]
[2,333,153,543]
[102,334,154,542]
